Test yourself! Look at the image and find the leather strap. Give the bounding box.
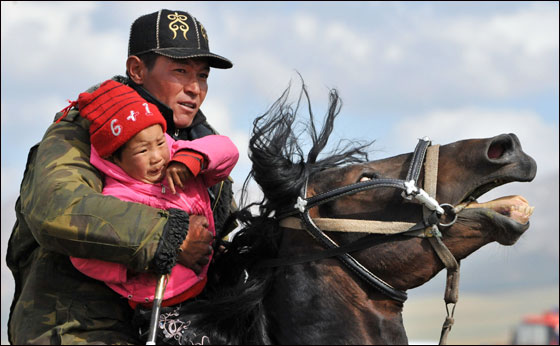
[300,211,408,303]
[279,217,420,234]
[406,137,432,184]
[421,144,460,345]
[423,144,440,197]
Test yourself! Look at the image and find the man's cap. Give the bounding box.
[128,9,233,69]
[78,80,167,158]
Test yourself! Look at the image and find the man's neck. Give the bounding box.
[119,76,210,139]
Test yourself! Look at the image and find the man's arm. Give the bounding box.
[20,110,203,273]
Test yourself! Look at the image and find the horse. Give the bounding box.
[146,82,537,345]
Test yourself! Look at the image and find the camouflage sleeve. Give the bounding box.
[19,110,171,272]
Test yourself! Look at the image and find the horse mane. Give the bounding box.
[240,78,373,215]
[176,78,375,344]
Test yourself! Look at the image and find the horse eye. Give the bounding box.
[358,172,380,182]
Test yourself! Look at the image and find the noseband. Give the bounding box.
[272,137,461,344]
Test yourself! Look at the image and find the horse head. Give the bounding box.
[237,82,537,344]
[306,132,537,291]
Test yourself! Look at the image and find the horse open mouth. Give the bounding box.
[455,195,534,244]
[462,195,534,224]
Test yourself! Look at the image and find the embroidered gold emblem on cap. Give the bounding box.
[168,12,189,40]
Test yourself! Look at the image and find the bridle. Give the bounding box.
[269,137,464,344]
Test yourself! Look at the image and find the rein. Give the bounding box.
[268,137,461,344]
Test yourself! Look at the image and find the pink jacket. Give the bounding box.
[70,133,238,304]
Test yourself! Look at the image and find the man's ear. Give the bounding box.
[126,56,145,84]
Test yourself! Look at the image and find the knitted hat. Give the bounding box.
[78,80,167,158]
[128,9,232,69]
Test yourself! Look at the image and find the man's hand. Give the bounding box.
[166,161,194,195]
[177,215,213,275]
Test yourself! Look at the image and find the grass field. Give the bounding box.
[403,285,559,345]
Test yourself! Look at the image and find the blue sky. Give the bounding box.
[1,1,558,344]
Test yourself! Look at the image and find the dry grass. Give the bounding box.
[402,285,559,344]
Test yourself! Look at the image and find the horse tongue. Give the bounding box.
[464,195,535,224]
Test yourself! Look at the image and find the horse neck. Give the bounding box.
[264,228,409,344]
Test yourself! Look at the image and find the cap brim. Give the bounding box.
[154,48,233,69]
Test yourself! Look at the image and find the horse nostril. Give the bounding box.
[488,135,514,160]
[488,142,505,159]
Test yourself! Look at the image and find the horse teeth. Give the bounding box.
[506,205,535,221]
[460,195,534,221]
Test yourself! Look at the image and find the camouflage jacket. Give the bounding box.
[6,76,236,344]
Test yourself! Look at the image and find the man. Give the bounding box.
[7,9,236,344]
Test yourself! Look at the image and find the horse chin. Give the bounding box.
[459,195,533,245]
[487,209,530,245]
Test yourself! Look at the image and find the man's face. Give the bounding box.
[141,56,209,128]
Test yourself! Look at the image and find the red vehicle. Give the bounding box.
[511,308,559,345]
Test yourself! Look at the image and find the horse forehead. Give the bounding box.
[310,155,411,187]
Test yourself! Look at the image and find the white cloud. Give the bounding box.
[322,22,372,64]
[1,167,23,206]
[1,1,124,86]
[293,13,318,42]
[384,43,405,63]
[239,4,556,108]
[432,4,559,97]
[222,10,284,43]
[483,5,557,57]
[233,49,296,100]
[3,2,556,119]
[1,95,66,129]
[221,10,376,87]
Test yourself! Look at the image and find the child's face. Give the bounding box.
[114,124,170,184]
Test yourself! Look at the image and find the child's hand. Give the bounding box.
[166,161,194,194]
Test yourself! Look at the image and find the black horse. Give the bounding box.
[139,81,537,345]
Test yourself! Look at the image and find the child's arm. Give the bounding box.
[169,134,239,188]
[165,151,203,194]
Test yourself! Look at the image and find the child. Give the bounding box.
[68,79,239,309]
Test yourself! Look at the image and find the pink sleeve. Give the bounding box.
[169,134,239,187]
[70,256,128,284]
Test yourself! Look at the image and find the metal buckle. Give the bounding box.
[424,224,442,237]
[438,203,458,227]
